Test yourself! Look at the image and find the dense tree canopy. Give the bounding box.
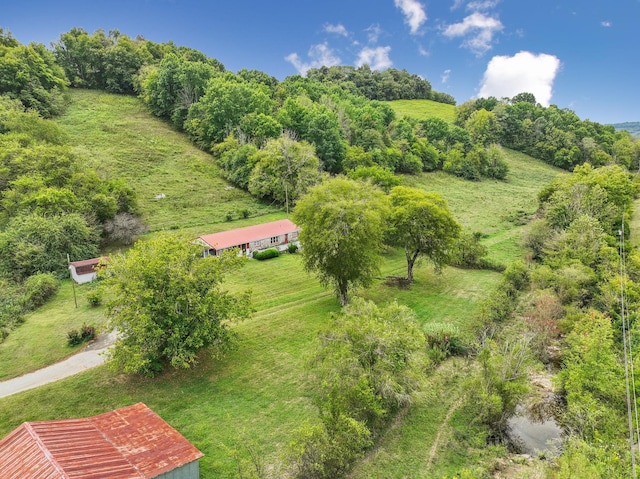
[293,177,388,305]
[0,30,67,117]
[105,234,252,376]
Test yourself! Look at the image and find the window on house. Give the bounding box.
[270,236,279,244]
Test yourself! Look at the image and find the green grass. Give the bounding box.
[0,253,498,478]
[0,90,564,478]
[55,89,280,232]
[0,280,107,380]
[402,148,565,265]
[385,99,457,123]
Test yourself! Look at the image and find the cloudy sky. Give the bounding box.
[3,0,638,124]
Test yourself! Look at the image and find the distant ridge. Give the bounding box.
[612,121,640,138]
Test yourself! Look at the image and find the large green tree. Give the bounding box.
[293,177,388,305]
[104,234,252,376]
[248,133,322,212]
[388,186,461,282]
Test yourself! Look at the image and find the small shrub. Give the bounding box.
[67,329,82,346]
[287,243,299,254]
[86,287,103,307]
[424,322,467,365]
[240,208,250,219]
[253,248,280,260]
[67,323,96,346]
[225,211,234,222]
[81,324,96,341]
[22,273,59,311]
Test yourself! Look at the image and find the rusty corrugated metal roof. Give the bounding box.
[198,219,299,250]
[0,403,203,479]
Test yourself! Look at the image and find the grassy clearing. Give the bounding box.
[0,252,498,478]
[0,91,562,477]
[0,281,107,380]
[385,99,457,123]
[55,89,280,232]
[403,148,565,265]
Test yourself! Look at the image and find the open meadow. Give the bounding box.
[0,90,565,477]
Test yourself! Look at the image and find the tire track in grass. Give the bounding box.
[425,395,465,468]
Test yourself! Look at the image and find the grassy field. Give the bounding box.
[55,89,280,232]
[0,90,564,478]
[0,253,500,478]
[0,281,107,381]
[403,148,565,265]
[386,99,457,123]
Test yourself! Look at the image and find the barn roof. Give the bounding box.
[0,402,203,479]
[198,219,299,250]
[68,257,109,268]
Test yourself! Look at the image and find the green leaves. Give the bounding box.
[293,177,388,305]
[104,234,252,376]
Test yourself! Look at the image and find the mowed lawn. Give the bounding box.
[55,89,280,231]
[0,252,499,478]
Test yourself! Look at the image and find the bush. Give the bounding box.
[22,273,59,310]
[423,322,467,364]
[67,323,96,346]
[287,243,299,254]
[86,287,103,307]
[253,248,280,260]
[67,328,82,346]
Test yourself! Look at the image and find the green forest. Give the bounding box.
[2,26,640,478]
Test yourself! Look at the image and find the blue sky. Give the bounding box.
[3,0,639,124]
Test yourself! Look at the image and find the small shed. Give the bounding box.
[0,402,203,479]
[68,256,108,284]
[197,219,300,257]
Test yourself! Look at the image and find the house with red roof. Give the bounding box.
[68,256,108,284]
[0,402,203,479]
[196,218,300,257]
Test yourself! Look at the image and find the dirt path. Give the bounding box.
[0,331,116,399]
[425,396,465,468]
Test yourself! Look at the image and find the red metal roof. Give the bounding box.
[0,403,203,479]
[198,219,299,251]
[68,257,109,268]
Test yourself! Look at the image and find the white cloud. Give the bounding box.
[356,46,393,70]
[441,69,451,83]
[601,20,612,27]
[324,23,349,36]
[285,43,342,76]
[366,24,383,44]
[394,0,427,34]
[418,45,429,56]
[467,0,500,10]
[443,12,503,55]
[478,51,561,106]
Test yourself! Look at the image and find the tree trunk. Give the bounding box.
[338,280,349,306]
[406,251,418,283]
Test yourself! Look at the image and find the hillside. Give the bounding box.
[386,98,457,123]
[0,90,567,478]
[55,90,281,232]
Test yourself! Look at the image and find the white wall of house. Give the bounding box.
[69,267,97,284]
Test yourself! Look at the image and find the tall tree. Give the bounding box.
[388,186,461,282]
[293,177,388,305]
[248,133,322,212]
[104,234,252,376]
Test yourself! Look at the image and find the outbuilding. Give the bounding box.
[196,218,300,257]
[0,402,203,479]
[68,256,108,284]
